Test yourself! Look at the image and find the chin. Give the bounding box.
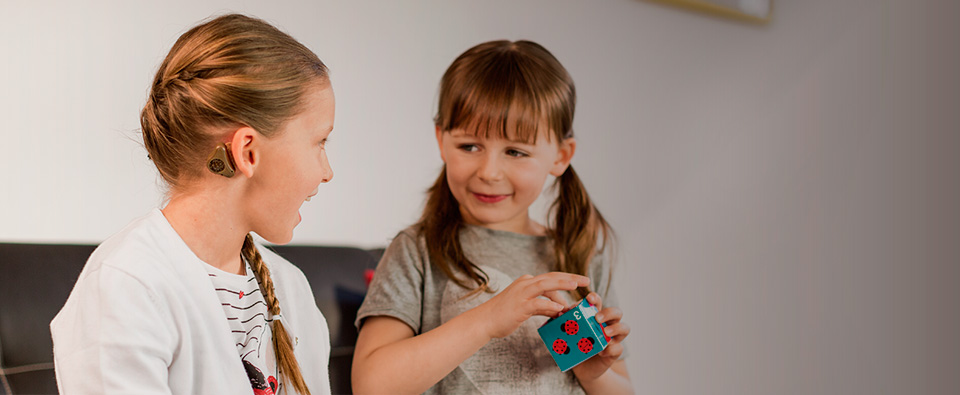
[254,229,294,246]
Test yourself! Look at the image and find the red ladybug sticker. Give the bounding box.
[552,338,570,355]
[577,337,595,353]
[562,320,579,335]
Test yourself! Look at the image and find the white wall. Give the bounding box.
[1,0,957,394]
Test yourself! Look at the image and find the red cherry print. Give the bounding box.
[563,320,579,335]
[578,337,595,353]
[552,338,569,355]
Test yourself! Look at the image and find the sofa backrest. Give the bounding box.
[0,242,380,395]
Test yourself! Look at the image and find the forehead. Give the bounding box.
[287,83,335,134]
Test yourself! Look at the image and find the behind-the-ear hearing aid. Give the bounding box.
[206,143,236,178]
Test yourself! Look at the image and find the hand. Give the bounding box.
[471,272,590,339]
[571,292,631,382]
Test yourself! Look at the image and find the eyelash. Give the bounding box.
[458,144,528,157]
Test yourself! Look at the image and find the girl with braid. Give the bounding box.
[51,14,334,394]
[353,40,632,394]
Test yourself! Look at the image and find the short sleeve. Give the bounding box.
[354,231,426,333]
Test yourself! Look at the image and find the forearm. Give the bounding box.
[352,309,491,394]
[579,361,633,395]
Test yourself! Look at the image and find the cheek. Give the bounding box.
[512,163,549,196]
[444,160,471,187]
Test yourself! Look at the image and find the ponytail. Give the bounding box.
[548,165,614,300]
[417,167,490,295]
[242,234,310,395]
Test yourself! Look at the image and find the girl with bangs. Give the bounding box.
[352,40,632,394]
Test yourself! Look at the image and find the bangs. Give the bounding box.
[436,42,574,144]
[449,87,545,144]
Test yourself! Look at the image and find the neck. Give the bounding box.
[161,186,248,275]
[460,208,547,236]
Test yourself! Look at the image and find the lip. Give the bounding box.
[472,192,509,203]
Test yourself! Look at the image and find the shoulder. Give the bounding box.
[379,225,429,271]
[81,209,192,288]
[393,224,423,247]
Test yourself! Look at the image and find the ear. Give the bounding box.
[549,138,576,177]
[435,125,446,163]
[229,127,259,178]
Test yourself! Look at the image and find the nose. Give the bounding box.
[320,150,334,183]
[477,152,502,182]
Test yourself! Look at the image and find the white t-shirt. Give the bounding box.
[206,259,280,394]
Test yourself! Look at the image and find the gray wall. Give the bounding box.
[1,0,957,393]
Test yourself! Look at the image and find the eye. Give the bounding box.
[458,144,479,152]
[506,149,528,157]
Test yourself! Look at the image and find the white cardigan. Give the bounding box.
[51,209,331,395]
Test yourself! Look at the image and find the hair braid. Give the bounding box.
[242,234,310,395]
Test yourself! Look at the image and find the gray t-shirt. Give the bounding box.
[356,224,620,395]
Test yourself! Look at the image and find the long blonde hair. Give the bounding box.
[140,14,326,394]
[422,40,613,300]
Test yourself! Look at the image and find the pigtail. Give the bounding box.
[548,165,614,300]
[242,234,311,395]
[417,167,490,295]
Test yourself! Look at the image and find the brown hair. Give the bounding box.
[422,40,613,300]
[140,13,326,394]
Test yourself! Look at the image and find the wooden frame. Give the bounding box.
[647,0,773,24]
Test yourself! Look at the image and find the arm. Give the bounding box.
[352,272,590,395]
[52,265,176,394]
[572,292,634,394]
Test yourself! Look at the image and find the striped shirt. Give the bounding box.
[207,259,281,395]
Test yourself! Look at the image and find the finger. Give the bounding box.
[535,272,590,287]
[542,290,572,310]
[525,297,566,317]
[597,342,623,359]
[604,322,630,342]
[585,292,602,311]
[595,306,622,324]
[525,278,581,297]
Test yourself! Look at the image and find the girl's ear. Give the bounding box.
[550,137,576,177]
[435,125,446,163]
[230,127,259,178]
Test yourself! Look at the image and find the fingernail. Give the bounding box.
[605,328,613,336]
[569,281,578,288]
[596,314,603,321]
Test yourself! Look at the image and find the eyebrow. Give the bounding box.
[449,131,536,145]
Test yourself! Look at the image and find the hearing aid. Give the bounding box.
[206,143,236,178]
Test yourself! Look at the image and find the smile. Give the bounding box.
[472,192,509,203]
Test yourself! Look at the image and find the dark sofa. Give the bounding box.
[0,242,382,395]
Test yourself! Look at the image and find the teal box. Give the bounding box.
[538,299,610,372]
